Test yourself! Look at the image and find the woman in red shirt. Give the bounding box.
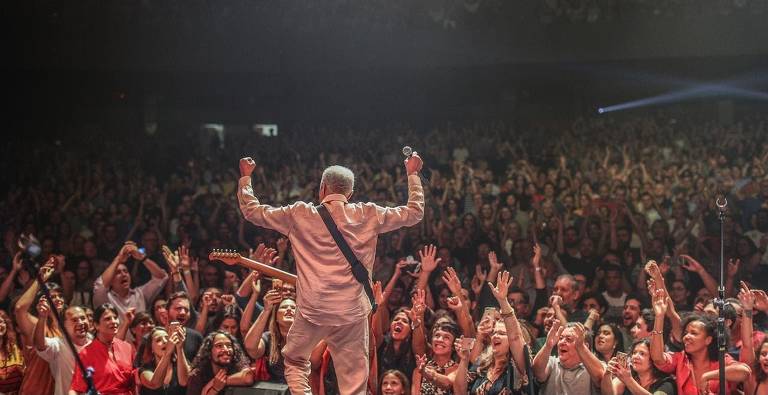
[71,303,137,395]
[650,289,751,395]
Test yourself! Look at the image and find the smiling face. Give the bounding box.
[682,320,712,356]
[557,327,580,367]
[630,342,653,374]
[623,299,641,328]
[390,311,412,341]
[490,321,510,356]
[65,307,90,342]
[211,334,234,366]
[759,342,768,375]
[380,373,406,395]
[431,329,456,357]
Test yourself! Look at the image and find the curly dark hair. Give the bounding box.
[681,312,721,361]
[190,330,250,379]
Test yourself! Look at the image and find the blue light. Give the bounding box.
[597,108,605,114]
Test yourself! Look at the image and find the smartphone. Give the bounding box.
[459,337,476,350]
[615,351,628,368]
[138,247,146,255]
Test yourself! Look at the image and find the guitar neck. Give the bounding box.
[236,256,297,285]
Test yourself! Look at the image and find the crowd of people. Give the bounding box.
[1,112,768,394]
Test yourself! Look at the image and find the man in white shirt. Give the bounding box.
[34,298,92,395]
[238,153,424,395]
[93,241,168,317]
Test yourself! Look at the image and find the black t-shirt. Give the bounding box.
[138,362,185,395]
[261,331,286,383]
[621,376,675,395]
[377,334,416,378]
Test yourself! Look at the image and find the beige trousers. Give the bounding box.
[282,311,370,395]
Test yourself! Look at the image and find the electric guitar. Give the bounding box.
[208,249,297,285]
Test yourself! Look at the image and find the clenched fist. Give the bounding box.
[404,152,423,176]
[240,157,257,177]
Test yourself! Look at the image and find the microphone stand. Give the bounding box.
[37,276,100,395]
[716,197,727,395]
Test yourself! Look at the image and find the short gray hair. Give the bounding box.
[321,165,355,196]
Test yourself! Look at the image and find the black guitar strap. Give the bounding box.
[316,204,377,313]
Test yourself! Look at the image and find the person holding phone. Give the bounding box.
[452,271,530,395]
[601,339,675,395]
[237,152,424,395]
[93,241,169,318]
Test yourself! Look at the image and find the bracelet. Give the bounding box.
[534,267,543,272]
[745,310,754,318]
[651,330,663,336]
[500,310,516,319]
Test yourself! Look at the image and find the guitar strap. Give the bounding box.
[316,204,377,313]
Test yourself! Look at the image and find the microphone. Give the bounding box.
[716,195,728,212]
[402,146,413,157]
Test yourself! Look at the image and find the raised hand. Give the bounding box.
[476,315,494,341]
[488,251,503,273]
[571,322,586,348]
[549,295,563,309]
[262,289,282,311]
[418,244,441,273]
[608,357,632,383]
[453,336,473,360]
[680,255,704,273]
[753,289,768,312]
[410,289,426,321]
[240,157,257,177]
[221,294,236,306]
[202,292,215,310]
[727,258,740,278]
[415,354,428,372]
[373,281,385,306]
[644,260,663,281]
[405,152,423,176]
[38,258,56,283]
[162,245,179,271]
[545,319,563,348]
[37,296,51,318]
[124,307,136,325]
[739,281,755,312]
[178,244,191,270]
[441,267,463,296]
[446,296,463,311]
[488,271,513,304]
[532,243,542,268]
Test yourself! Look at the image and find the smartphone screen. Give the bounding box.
[615,351,628,368]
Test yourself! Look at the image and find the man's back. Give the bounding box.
[238,173,424,326]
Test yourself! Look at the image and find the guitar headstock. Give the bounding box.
[208,249,242,265]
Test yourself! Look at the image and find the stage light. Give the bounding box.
[597,108,605,114]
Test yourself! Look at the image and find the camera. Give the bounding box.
[17,233,43,272]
